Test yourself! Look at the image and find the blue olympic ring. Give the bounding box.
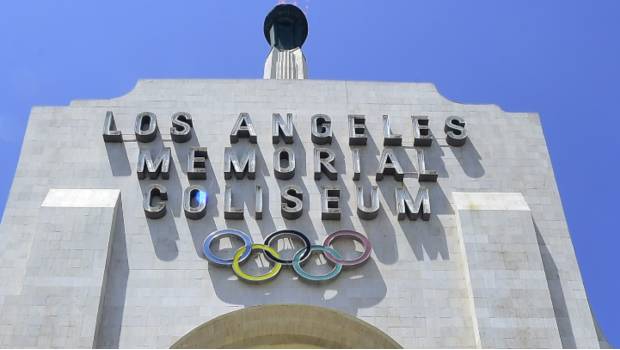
[203,229,254,266]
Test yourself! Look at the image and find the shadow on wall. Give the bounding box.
[94,203,129,348]
[137,132,183,261]
[105,141,132,176]
[208,257,388,316]
[534,220,576,349]
[140,164,182,261]
[451,139,484,178]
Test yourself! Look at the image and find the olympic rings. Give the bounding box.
[322,230,372,267]
[203,229,253,266]
[292,245,343,282]
[203,228,371,283]
[263,229,312,265]
[232,244,283,282]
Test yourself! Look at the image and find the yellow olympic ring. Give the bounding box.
[232,244,283,282]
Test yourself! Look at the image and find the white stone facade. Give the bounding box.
[0,79,602,348]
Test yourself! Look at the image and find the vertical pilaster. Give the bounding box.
[0,189,121,347]
[454,192,562,348]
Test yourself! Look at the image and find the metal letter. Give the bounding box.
[103,111,122,142]
[382,115,402,146]
[170,112,193,143]
[281,185,303,220]
[413,116,432,146]
[395,186,430,221]
[224,185,244,219]
[230,112,257,143]
[137,148,171,180]
[348,115,367,145]
[255,185,263,220]
[376,148,404,181]
[224,148,256,180]
[444,116,467,146]
[134,112,158,143]
[417,149,438,182]
[356,186,380,220]
[311,114,332,145]
[352,148,361,181]
[187,147,208,180]
[272,113,294,144]
[274,147,296,180]
[183,185,207,220]
[321,187,341,220]
[143,184,167,219]
[314,148,337,180]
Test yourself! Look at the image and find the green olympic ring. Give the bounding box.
[292,245,343,282]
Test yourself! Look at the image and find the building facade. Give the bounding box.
[0,4,607,349]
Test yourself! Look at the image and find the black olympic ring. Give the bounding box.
[263,229,312,265]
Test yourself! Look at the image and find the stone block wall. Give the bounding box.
[0,80,600,348]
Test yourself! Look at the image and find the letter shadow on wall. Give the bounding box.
[311,135,352,242]
[404,137,449,180]
[267,128,320,242]
[399,183,451,261]
[94,204,129,348]
[534,220,576,348]
[139,137,182,261]
[186,157,221,259]
[105,141,132,176]
[452,139,484,178]
[352,132,399,265]
[391,135,453,261]
[170,131,223,259]
[357,175,398,265]
[253,144,278,238]
[172,128,200,173]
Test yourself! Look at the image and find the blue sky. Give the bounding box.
[0,0,618,344]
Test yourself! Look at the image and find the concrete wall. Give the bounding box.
[0,80,599,348]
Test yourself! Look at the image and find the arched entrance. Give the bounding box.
[171,304,401,348]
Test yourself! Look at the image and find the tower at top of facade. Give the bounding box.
[263,4,308,80]
[264,4,308,50]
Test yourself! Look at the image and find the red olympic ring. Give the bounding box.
[322,230,372,267]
